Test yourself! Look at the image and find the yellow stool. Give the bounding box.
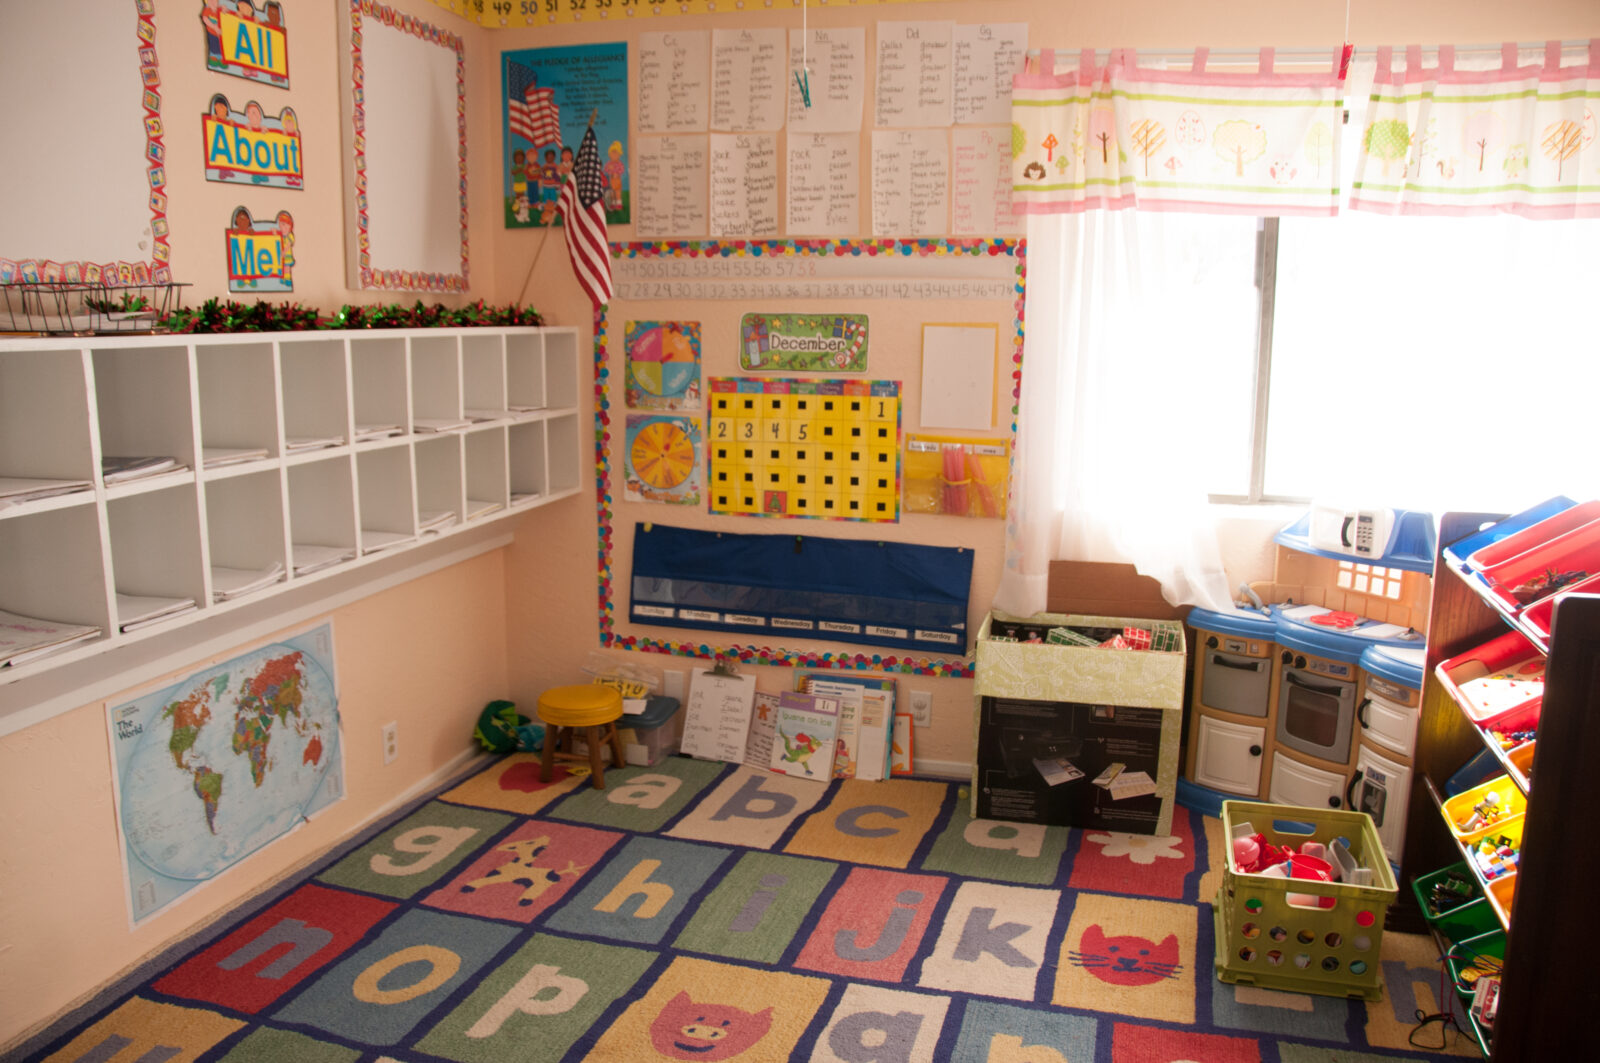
[537,684,626,790]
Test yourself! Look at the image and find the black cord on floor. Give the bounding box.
[1409,1007,1462,1050]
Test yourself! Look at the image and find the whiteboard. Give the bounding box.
[0,0,151,269]
[920,323,998,430]
[340,2,467,291]
[680,668,756,764]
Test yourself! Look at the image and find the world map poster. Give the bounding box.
[107,623,343,926]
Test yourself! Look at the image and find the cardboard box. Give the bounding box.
[1046,560,1189,622]
[972,611,1186,834]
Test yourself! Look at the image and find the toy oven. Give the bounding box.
[1199,636,1273,718]
[1275,649,1357,763]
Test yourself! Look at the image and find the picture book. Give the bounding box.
[743,692,780,770]
[891,712,915,775]
[769,691,841,780]
[800,676,865,779]
[801,672,897,781]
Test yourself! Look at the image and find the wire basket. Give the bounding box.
[1,282,188,335]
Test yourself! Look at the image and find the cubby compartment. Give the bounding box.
[506,331,548,412]
[287,456,358,577]
[107,486,203,632]
[414,434,463,534]
[508,420,548,506]
[204,469,287,602]
[351,335,409,442]
[0,504,110,638]
[410,334,464,429]
[92,345,197,477]
[464,428,508,521]
[196,341,278,468]
[463,332,508,421]
[0,346,95,484]
[546,411,582,496]
[356,444,416,554]
[280,338,351,453]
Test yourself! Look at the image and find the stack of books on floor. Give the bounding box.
[115,592,198,633]
[102,455,187,485]
[292,543,357,577]
[1,607,101,667]
[0,476,92,510]
[210,562,285,602]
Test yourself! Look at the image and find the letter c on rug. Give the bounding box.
[465,963,590,1038]
[352,945,462,1004]
[837,805,908,838]
[369,826,480,876]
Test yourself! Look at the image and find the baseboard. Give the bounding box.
[913,757,971,780]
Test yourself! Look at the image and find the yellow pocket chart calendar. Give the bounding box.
[707,377,900,522]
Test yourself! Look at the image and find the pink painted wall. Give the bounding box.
[4,0,1598,1048]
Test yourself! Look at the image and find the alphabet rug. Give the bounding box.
[6,755,1482,1062]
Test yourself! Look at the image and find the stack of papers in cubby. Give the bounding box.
[464,408,508,423]
[1,607,102,667]
[102,456,186,485]
[466,498,503,520]
[360,529,415,555]
[412,417,472,433]
[202,446,270,468]
[418,510,458,536]
[355,422,403,442]
[0,476,93,509]
[116,593,198,633]
[285,435,345,453]
[511,490,543,507]
[210,562,285,602]
[292,543,357,576]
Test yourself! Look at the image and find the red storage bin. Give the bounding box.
[1520,571,1600,642]
[1437,629,1545,727]
[1465,499,1600,572]
[1478,514,1600,613]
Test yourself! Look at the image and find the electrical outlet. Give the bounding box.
[910,691,933,727]
[382,722,398,765]
[663,670,686,700]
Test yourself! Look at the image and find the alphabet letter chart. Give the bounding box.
[707,377,900,521]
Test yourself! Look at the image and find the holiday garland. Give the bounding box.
[158,298,543,333]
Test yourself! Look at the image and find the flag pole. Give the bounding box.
[515,109,600,308]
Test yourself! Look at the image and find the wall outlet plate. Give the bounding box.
[910,691,933,727]
[382,721,398,764]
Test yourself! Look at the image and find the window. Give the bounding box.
[1176,173,1600,511]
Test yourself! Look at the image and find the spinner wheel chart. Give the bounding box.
[629,418,698,491]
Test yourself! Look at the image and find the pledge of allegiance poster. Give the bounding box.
[501,42,628,229]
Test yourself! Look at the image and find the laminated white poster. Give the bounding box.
[635,135,709,239]
[788,27,866,134]
[709,133,779,238]
[872,129,949,237]
[874,21,954,128]
[638,31,709,133]
[952,127,1020,235]
[952,23,1029,126]
[787,132,860,236]
[712,27,787,131]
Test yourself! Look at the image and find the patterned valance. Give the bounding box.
[1010,48,1347,217]
[1349,41,1600,218]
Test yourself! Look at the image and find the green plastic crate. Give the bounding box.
[1411,862,1498,945]
[1214,800,1398,1001]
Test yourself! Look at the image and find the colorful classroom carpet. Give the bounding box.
[7,755,1483,1062]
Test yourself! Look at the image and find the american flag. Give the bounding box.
[506,61,560,148]
[557,125,614,307]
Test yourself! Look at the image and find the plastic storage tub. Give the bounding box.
[1441,774,1527,844]
[1436,629,1545,727]
[1410,862,1498,945]
[1215,800,1397,1001]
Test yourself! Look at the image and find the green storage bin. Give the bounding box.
[1446,927,1506,1005]
[1214,800,1398,1001]
[1411,862,1498,944]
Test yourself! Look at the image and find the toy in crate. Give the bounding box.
[1215,800,1398,1001]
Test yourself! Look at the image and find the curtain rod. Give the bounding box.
[1029,41,1593,65]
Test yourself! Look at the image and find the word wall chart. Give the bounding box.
[631,20,1026,240]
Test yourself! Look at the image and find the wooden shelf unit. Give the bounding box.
[1403,511,1600,1056]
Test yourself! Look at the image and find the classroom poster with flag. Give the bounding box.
[500,42,628,230]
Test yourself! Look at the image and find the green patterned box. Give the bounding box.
[971,611,1186,835]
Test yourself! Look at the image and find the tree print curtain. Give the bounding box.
[1010,48,1347,217]
[1349,42,1600,218]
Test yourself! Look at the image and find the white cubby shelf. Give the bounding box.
[0,327,583,729]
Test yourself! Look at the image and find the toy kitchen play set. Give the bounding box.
[1181,507,1435,864]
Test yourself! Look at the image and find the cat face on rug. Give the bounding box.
[1068,924,1182,987]
[649,990,774,1060]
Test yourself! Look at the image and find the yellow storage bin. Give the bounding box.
[1441,774,1526,845]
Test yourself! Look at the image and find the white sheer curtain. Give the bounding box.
[994,211,1239,617]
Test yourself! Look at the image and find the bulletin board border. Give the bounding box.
[348,0,470,292]
[594,237,1027,678]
